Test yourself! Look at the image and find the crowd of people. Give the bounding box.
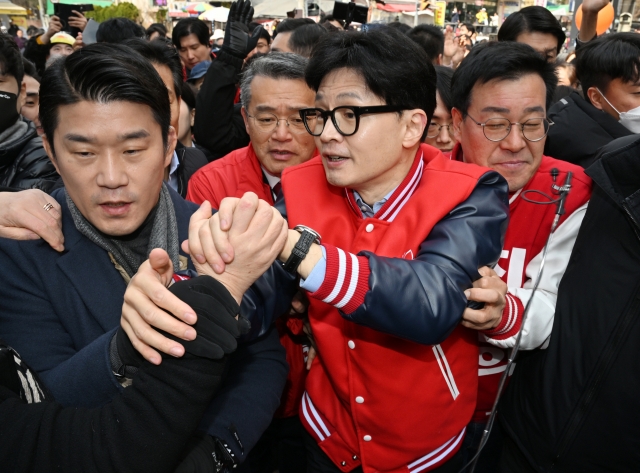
[0,1,639,472]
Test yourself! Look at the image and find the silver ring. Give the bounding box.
[43,203,54,212]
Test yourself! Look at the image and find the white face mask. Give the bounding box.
[597,88,640,133]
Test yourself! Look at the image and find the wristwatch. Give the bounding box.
[283,225,321,274]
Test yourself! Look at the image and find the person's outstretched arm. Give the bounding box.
[0,274,242,473]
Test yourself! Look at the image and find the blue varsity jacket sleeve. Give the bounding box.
[299,171,509,346]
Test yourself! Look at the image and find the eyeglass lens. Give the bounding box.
[251,112,307,134]
[483,117,549,142]
[303,107,358,136]
[426,123,452,138]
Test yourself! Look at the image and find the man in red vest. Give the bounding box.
[121,28,509,472]
[449,41,592,471]
[187,52,317,472]
[187,52,316,208]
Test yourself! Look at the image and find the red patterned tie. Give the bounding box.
[272,182,282,200]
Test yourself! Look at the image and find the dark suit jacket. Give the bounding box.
[0,186,289,461]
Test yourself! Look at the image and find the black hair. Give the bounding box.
[306,28,436,137]
[22,57,40,82]
[172,18,210,49]
[575,32,640,98]
[386,21,411,34]
[434,65,453,111]
[460,23,476,35]
[39,43,171,155]
[96,18,146,43]
[322,15,344,27]
[498,6,565,55]
[146,23,167,39]
[124,38,183,98]
[248,22,271,44]
[0,32,24,88]
[181,81,196,111]
[289,23,328,57]
[408,24,444,63]
[320,21,340,33]
[274,18,315,37]
[451,41,557,115]
[552,84,575,104]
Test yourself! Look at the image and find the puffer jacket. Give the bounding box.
[0,120,59,193]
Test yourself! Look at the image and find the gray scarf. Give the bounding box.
[66,183,181,278]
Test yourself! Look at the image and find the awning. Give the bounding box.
[547,4,570,16]
[199,6,229,22]
[46,0,113,16]
[0,1,28,15]
[253,0,339,18]
[376,2,418,12]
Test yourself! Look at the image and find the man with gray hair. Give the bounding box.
[187,52,317,206]
[187,51,317,472]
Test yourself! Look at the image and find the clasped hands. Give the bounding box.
[122,192,298,364]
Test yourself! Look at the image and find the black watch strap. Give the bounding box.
[283,230,316,274]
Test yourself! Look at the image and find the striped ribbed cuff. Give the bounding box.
[309,244,370,314]
[483,293,524,339]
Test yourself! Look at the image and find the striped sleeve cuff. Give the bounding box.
[308,244,370,314]
[483,293,524,340]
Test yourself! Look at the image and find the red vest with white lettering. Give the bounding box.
[282,145,490,473]
[469,153,592,422]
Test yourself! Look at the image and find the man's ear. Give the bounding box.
[586,87,605,111]
[165,126,177,167]
[190,108,195,128]
[42,133,61,174]
[436,54,443,66]
[241,106,250,135]
[402,109,427,149]
[451,107,464,143]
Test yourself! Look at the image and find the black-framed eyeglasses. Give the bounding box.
[466,114,554,142]
[246,112,308,135]
[426,122,453,139]
[299,105,407,137]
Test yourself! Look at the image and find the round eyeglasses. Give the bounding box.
[246,112,308,134]
[466,115,554,142]
[426,122,453,139]
[299,105,407,137]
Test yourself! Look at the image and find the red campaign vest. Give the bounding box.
[186,145,273,207]
[186,144,311,419]
[282,144,492,473]
[450,146,593,422]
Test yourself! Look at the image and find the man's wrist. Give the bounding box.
[211,277,243,306]
[278,230,323,278]
[298,244,323,279]
[278,229,299,263]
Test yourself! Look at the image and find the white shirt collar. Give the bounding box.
[261,165,281,189]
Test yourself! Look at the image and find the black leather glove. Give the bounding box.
[112,326,146,378]
[222,0,262,59]
[175,434,237,473]
[111,276,251,378]
[160,275,251,360]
